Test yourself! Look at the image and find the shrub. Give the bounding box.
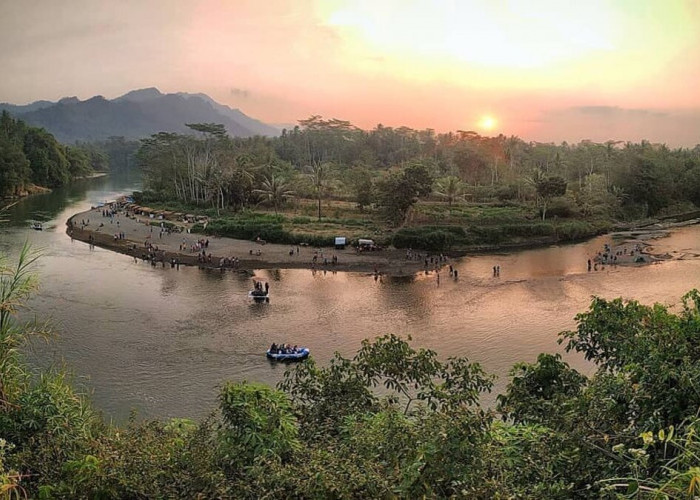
[555,220,609,241]
[392,226,463,251]
[545,197,579,218]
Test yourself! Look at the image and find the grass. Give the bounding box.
[133,194,612,251]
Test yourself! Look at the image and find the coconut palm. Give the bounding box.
[253,174,294,214]
[306,161,332,221]
[434,176,465,207]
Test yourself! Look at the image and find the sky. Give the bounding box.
[1,0,700,146]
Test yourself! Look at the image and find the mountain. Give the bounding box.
[0,99,54,115]
[177,92,277,137]
[0,88,279,142]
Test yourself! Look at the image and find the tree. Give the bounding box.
[375,172,418,225]
[22,128,70,187]
[497,353,586,425]
[218,382,299,468]
[533,172,567,220]
[64,146,93,179]
[559,290,700,430]
[346,166,374,211]
[402,161,434,197]
[434,175,464,207]
[306,161,331,220]
[376,164,435,225]
[0,136,30,197]
[253,174,294,214]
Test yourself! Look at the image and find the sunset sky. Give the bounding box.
[1,0,699,145]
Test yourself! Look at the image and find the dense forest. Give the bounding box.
[137,117,700,224]
[0,112,140,199]
[2,246,700,498]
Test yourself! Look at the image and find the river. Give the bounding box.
[2,174,699,422]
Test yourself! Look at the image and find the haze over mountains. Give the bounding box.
[0,88,280,143]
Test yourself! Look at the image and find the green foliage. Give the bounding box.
[497,353,587,425]
[0,244,44,407]
[392,226,462,251]
[560,290,700,429]
[534,172,567,220]
[0,111,95,196]
[132,113,700,228]
[375,164,435,225]
[218,382,300,468]
[280,334,493,435]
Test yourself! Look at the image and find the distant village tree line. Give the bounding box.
[136,116,700,224]
[3,111,700,225]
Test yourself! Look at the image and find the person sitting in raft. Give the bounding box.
[270,343,278,354]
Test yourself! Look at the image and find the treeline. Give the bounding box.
[0,111,104,197]
[81,136,140,173]
[137,116,700,223]
[3,250,700,497]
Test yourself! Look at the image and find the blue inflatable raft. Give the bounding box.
[266,348,310,361]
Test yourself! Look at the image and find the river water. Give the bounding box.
[2,174,699,421]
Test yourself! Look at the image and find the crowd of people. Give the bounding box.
[251,281,270,296]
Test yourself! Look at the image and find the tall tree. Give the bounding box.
[306,161,332,220]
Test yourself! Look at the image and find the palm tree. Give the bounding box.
[253,175,294,214]
[434,176,465,207]
[306,161,331,221]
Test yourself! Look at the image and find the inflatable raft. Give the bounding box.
[266,348,310,361]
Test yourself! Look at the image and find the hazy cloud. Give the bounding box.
[230,88,250,99]
[572,106,668,118]
[534,106,700,146]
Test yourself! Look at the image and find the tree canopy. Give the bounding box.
[134,116,700,223]
[0,111,99,197]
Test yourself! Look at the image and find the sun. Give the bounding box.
[478,115,497,132]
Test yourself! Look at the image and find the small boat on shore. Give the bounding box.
[30,222,43,231]
[266,347,310,361]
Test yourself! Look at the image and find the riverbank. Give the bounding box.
[1,173,108,207]
[66,204,700,275]
[66,206,433,276]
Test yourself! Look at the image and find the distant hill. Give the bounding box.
[0,87,279,143]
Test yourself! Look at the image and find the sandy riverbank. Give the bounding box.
[67,205,700,275]
[66,206,434,276]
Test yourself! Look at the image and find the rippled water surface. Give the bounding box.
[2,175,699,421]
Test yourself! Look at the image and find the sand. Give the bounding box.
[67,205,700,275]
[66,206,432,276]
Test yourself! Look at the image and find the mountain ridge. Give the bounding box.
[0,88,279,142]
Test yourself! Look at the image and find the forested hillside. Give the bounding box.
[0,88,279,143]
[0,112,104,198]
